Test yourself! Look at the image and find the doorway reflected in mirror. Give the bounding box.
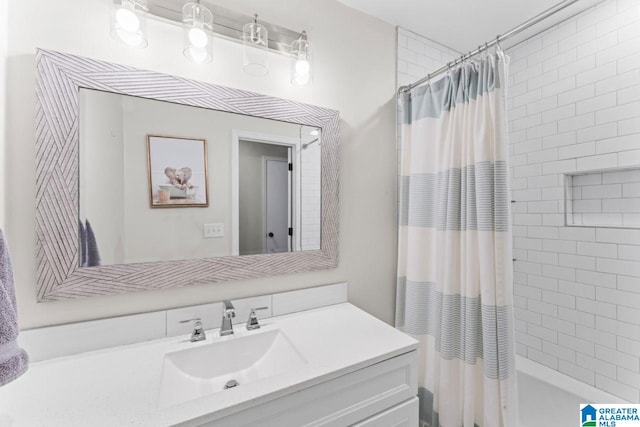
[237,140,291,255]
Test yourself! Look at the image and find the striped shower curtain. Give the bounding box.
[396,52,517,427]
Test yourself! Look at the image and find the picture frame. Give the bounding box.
[146,134,209,208]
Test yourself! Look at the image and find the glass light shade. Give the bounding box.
[242,19,269,76]
[110,0,148,48]
[182,3,213,64]
[291,32,312,86]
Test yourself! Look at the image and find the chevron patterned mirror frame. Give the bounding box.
[34,49,340,302]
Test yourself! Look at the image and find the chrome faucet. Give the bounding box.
[220,300,235,336]
[179,318,206,342]
[246,307,269,330]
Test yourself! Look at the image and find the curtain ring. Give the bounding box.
[495,36,502,53]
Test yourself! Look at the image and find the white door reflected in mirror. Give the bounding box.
[264,157,290,254]
[236,140,293,256]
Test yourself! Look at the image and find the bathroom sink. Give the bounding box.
[157,329,307,408]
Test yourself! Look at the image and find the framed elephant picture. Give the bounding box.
[147,135,209,208]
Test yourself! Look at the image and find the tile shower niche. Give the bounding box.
[565,168,640,228]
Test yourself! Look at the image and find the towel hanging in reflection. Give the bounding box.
[79,219,101,267]
[0,229,29,387]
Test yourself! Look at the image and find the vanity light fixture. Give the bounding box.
[111,0,148,48]
[242,14,269,76]
[290,31,312,86]
[109,2,313,85]
[182,1,213,64]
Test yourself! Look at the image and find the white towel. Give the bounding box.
[0,230,28,387]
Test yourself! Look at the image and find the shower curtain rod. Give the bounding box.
[398,0,581,94]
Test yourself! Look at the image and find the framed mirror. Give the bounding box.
[35,49,339,302]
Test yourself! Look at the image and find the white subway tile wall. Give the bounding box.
[301,140,322,250]
[506,0,640,402]
[396,0,640,403]
[396,27,461,89]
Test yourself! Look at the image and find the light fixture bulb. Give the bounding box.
[182,2,213,63]
[188,47,208,63]
[290,31,311,86]
[294,72,311,86]
[110,0,148,48]
[310,129,320,136]
[115,7,140,33]
[242,15,269,76]
[188,27,208,48]
[116,28,144,47]
[295,59,310,76]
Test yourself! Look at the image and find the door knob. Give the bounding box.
[268,232,274,237]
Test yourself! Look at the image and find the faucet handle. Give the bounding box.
[179,318,206,342]
[246,307,269,331]
[223,300,236,318]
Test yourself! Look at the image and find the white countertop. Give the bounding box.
[0,303,418,427]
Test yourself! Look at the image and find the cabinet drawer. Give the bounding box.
[193,350,418,427]
[352,397,419,427]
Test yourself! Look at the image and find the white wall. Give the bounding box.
[0,0,7,230]
[4,0,398,328]
[506,0,640,403]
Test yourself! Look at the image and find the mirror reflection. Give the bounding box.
[78,88,321,266]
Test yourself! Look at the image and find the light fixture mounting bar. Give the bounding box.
[147,0,302,54]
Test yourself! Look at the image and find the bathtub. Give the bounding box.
[517,356,628,427]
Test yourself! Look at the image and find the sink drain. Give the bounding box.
[224,379,239,390]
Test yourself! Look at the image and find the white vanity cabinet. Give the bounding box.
[194,350,419,427]
[1,302,419,427]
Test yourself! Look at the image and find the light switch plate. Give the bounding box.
[204,223,224,238]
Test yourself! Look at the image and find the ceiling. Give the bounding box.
[335,0,598,53]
